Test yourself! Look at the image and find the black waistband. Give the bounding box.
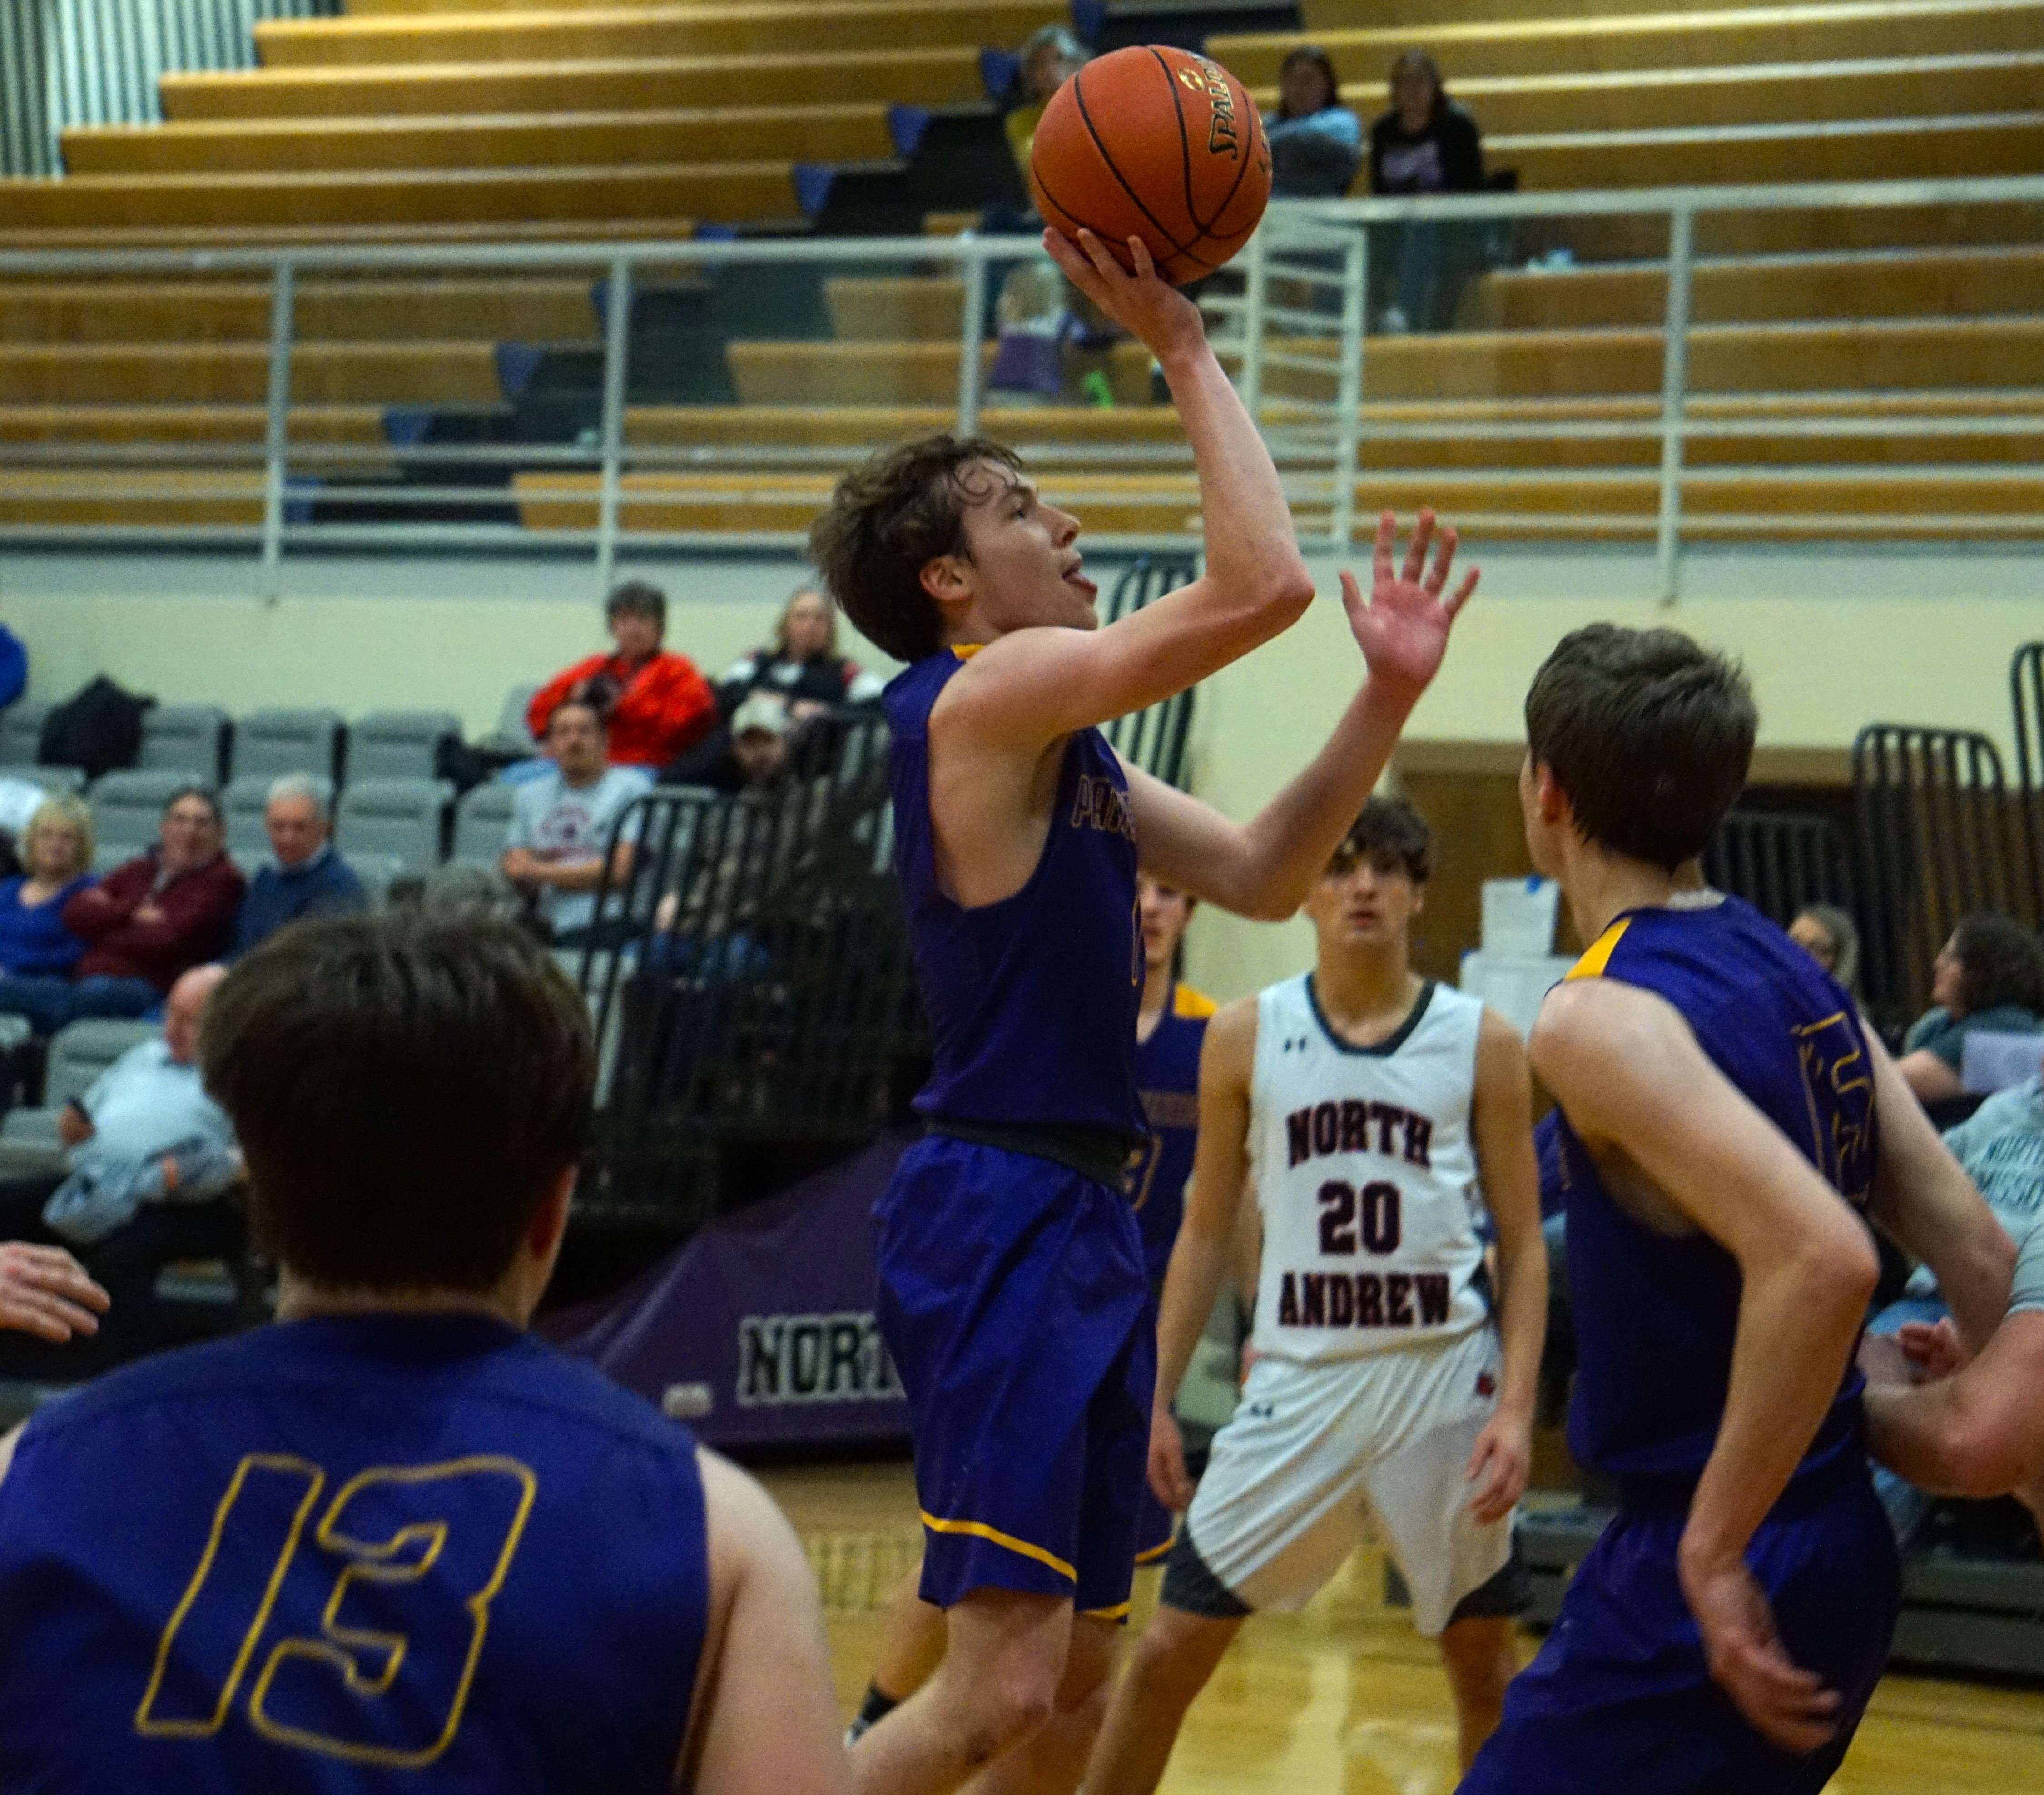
[925,1116,1141,1192]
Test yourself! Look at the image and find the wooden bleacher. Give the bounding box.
[0,0,2039,540]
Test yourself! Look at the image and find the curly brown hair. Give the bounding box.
[807,435,1024,663]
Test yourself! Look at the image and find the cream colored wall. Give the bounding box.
[5,544,2039,1001]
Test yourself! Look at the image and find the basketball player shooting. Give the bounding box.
[1459,626,2015,1795]
[809,226,1475,1795]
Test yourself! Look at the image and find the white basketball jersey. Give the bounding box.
[1250,975,1491,1363]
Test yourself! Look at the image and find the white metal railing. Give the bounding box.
[0,172,2039,596]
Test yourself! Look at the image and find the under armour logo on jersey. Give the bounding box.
[1245,1401,1275,1419]
[1280,1035,1312,1053]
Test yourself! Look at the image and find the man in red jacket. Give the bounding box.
[526,581,717,769]
[52,788,244,1024]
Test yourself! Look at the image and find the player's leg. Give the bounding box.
[849,1560,948,1743]
[853,1588,1075,1795]
[1435,1613,1518,1772]
[965,1610,1123,1795]
[1082,1584,1244,1795]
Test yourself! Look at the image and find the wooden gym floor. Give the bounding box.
[763,1461,2044,1795]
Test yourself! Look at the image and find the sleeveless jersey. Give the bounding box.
[1557,896,1880,1485]
[884,649,1145,1138]
[1249,975,1491,1362]
[0,1314,708,1795]
[1131,982,1217,1282]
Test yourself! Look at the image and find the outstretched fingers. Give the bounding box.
[1400,508,1436,585]
[1444,564,1481,621]
[1372,509,1398,586]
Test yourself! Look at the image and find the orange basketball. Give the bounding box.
[1028,44,1272,285]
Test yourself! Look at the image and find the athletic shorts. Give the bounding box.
[875,1135,1154,1617]
[1132,1281,1177,1571]
[1164,1324,1517,1636]
[1460,1455,1902,1795]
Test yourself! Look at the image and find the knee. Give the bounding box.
[948,1661,1059,1765]
[1125,1625,1213,1711]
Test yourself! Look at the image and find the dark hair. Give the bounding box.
[1525,624,1756,872]
[808,434,1025,663]
[605,580,667,632]
[1330,795,1432,883]
[201,912,595,1294]
[163,784,223,825]
[1949,912,2044,1017]
[547,694,608,735]
[1278,46,1342,119]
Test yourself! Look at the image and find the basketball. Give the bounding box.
[1028,44,1273,284]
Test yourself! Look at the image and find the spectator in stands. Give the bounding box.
[502,698,647,945]
[1368,50,1485,332]
[526,580,717,771]
[230,774,366,957]
[1899,912,2044,1106]
[1266,46,1364,198]
[0,798,94,988]
[0,964,241,1378]
[1789,901,1862,997]
[1002,24,1089,182]
[0,789,241,1035]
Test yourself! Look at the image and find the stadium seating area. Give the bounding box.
[0,0,2036,540]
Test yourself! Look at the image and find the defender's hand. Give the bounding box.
[1898,1317,1965,1381]
[1148,1407,1196,1512]
[1339,509,1478,704]
[1464,1408,1532,1525]
[1678,1549,1841,1755]
[0,1242,109,1344]
[1043,229,1206,365]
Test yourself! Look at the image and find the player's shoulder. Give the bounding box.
[1172,983,1219,1021]
[1201,990,1262,1065]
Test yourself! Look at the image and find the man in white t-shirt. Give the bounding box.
[502,698,649,943]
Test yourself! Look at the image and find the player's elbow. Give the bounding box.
[1792,1220,1880,1321]
[1936,1402,2026,1499]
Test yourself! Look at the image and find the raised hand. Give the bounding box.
[1042,228,1206,365]
[0,1240,109,1344]
[1339,509,1479,703]
[1679,1551,1841,1755]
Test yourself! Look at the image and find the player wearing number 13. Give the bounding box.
[0,913,846,1795]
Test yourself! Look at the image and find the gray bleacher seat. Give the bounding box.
[224,773,333,863]
[89,769,203,863]
[335,778,452,873]
[451,780,518,869]
[344,850,407,909]
[93,842,141,874]
[0,701,50,767]
[0,1018,161,1179]
[138,704,229,783]
[23,766,85,796]
[231,708,342,784]
[481,684,541,757]
[350,710,462,782]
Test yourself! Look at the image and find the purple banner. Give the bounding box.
[548,1133,915,1451]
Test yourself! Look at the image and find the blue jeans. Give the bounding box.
[0,972,161,1035]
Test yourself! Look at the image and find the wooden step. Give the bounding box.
[347,0,870,10]
[0,343,504,406]
[0,164,790,233]
[0,278,601,343]
[1301,0,1948,20]
[1469,245,2044,329]
[257,1,1064,68]
[161,47,985,121]
[1494,111,2044,190]
[0,470,267,530]
[64,104,896,177]
[824,276,965,343]
[1506,201,2044,267]
[0,403,395,446]
[0,215,699,250]
[728,340,1158,406]
[1208,0,2044,85]
[1256,51,2044,139]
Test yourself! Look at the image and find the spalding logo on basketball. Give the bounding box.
[1028,44,1274,285]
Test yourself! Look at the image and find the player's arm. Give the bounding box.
[1532,977,1878,1753]
[1861,1028,2014,1356]
[1863,1312,2044,1499]
[1149,997,1257,1508]
[1121,511,1475,921]
[679,1449,848,1795]
[1464,1009,1547,1524]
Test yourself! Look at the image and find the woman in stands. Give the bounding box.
[1789,902,1863,997]
[1265,46,1364,199]
[0,798,98,1049]
[1367,50,1485,333]
[719,588,883,723]
[1898,912,2044,1108]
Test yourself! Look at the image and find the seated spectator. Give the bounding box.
[0,797,94,987]
[1001,24,1088,184]
[0,914,847,1792]
[667,690,807,798]
[1368,50,1484,332]
[1788,902,1862,996]
[1266,46,1364,198]
[230,774,366,956]
[502,698,648,945]
[1899,912,2044,1106]
[0,965,240,1379]
[526,580,717,770]
[0,788,242,1035]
